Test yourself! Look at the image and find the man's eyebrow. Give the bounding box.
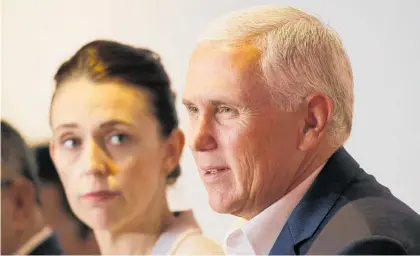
[182,98,239,108]
[209,100,228,106]
[182,99,193,105]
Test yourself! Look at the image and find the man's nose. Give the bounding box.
[189,115,217,152]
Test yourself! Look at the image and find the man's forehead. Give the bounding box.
[1,160,16,179]
[189,42,260,72]
[183,42,264,105]
[183,68,244,103]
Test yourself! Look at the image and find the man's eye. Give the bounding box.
[109,134,129,145]
[186,105,199,114]
[217,106,233,113]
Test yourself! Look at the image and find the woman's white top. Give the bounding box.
[150,210,223,255]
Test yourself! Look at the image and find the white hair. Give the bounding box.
[198,6,354,147]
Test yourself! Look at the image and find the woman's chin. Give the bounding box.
[85,209,123,232]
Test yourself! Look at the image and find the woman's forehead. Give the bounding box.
[51,79,154,129]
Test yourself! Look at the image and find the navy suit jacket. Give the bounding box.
[29,233,64,255]
[269,147,420,255]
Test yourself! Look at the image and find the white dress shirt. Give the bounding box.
[14,226,53,255]
[224,164,325,255]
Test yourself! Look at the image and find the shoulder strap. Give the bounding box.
[150,211,201,255]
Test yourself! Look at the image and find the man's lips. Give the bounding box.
[202,168,230,175]
[199,166,232,183]
[200,166,230,175]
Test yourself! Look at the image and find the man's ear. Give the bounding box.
[165,129,185,175]
[298,93,332,151]
[10,177,37,230]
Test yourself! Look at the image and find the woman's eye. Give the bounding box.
[62,138,81,149]
[109,134,129,145]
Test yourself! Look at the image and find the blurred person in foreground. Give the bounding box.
[48,40,223,255]
[182,5,420,255]
[1,120,63,255]
[33,143,100,254]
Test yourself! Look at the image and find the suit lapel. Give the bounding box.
[269,223,296,255]
[269,147,360,255]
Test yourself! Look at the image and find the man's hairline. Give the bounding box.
[193,39,301,114]
[191,39,345,147]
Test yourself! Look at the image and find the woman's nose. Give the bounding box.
[82,140,111,176]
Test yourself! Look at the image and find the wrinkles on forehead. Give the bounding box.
[184,42,268,108]
[189,41,260,75]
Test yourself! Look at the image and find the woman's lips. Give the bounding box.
[80,190,120,204]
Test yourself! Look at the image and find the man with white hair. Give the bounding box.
[182,5,420,254]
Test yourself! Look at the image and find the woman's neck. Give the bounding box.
[94,200,175,255]
[95,231,159,255]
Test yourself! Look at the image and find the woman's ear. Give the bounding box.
[165,129,185,174]
[49,141,56,165]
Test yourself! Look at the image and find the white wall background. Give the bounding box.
[2,0,419,244]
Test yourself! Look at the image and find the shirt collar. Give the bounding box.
[224,163,325,255]
[14,226,53,255]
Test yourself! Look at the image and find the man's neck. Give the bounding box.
[286,144,336,194]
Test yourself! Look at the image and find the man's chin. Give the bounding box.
[207,194,242,215]
[208,202,231,214]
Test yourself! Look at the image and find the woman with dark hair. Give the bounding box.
[48,40,223,255]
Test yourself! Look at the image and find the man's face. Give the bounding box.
[1,164,21,254]
[39,184,100,254]
[183,43,305,218]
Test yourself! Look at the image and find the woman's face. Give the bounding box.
[50,77,183,232]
